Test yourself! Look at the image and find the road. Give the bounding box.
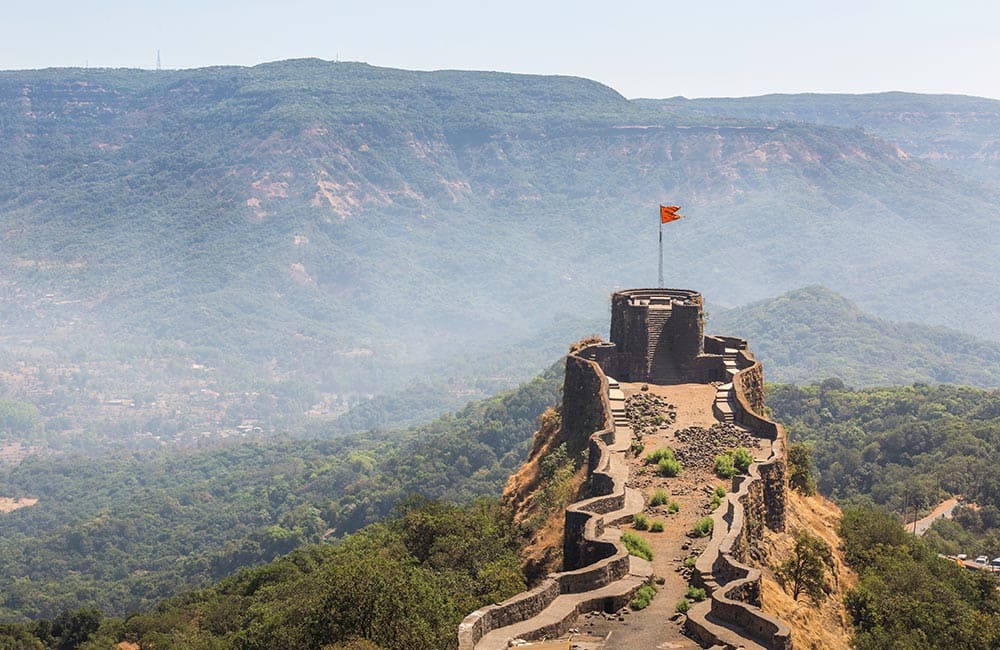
[912,497,960,536]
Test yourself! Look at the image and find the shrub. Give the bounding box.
[633,512,649,530]
[675,598,691,614]
[684,555,698,568]
[777,528,832,604]
[732,447,753,473]
[715,486,727,498]
[645,447,676,464]
[668,500,680,514]
[686,586,707,601]
[714,454,736,478]
[650,520,665,532]
[621,532,653,561]
[649,489,669,507]
[629,583,658,610]
[694,517,714,537]
[630,440,645,457]
[658,456,682,477]
[710,493,722,510]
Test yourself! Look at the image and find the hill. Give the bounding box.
[646,92,1000,188]
[769,381,1000,559]
[1,60,998,446]
[709,285,1000,387]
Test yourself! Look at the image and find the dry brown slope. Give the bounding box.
[502,405,589,582]
[758,490,856,650]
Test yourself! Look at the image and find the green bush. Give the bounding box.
[649,489,669,507]
[650,520,665,532]
[633,512,649,530]
[686,586,707,601]
[645,447,676,464]
[658,456,682,477]
[732,447,753,473]
[621,532,653,561]
[715,486,727,498]
[675,598,691,614]
[694,517,714,537]
[710,494,722,510]
[668,500,680,514]
[629,583,658,610]
[714,454,737,478]
[683,555,698,568]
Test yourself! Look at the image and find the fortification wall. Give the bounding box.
[458,347,644,650]
[687,355,791,650]
[459,288,791,650]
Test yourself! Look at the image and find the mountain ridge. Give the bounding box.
[1,59,997,445]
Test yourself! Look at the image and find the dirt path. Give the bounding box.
[579,382,764,649]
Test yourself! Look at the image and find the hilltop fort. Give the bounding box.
[460,288,794,649]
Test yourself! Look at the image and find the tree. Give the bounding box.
[777,529,831,604]
[787,441,817,495]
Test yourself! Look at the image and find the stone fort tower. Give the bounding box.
[609,288,706,383]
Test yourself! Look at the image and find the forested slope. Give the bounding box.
[771,381,1000,557]
[710,286,1000,387]
[0,363,561,619]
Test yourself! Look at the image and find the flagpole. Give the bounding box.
[658,214,663,288]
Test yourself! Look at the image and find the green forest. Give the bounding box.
[0,498,525,650]
[771,380,1000,558]
[0,364,561,620]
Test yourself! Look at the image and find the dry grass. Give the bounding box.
[759,490,856,650]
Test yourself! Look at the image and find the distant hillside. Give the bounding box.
[1,60,997,445]
[646,92,1000,188]
[709,286,1000,387]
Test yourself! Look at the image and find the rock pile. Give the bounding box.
[624,394,677,438]
[674,422,756,469]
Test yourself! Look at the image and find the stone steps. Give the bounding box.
[714,382,736,423]
[475,557,652,650]
[468,379,652,649]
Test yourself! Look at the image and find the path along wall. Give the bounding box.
[687,349,792,650]
[457,349,642,649]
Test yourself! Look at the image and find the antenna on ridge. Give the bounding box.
[156,50,162,71]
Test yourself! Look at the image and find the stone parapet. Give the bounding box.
[458,344,648,649]
[459,288,792,649]
[686,352,791,649]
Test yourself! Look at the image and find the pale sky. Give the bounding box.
[2,0,998,100]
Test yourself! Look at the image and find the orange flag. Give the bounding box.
[660,204,683,223]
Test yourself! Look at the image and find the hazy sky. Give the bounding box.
[3,1,998,100]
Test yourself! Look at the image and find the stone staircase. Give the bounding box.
[712,348,742,423]
[646,307,673,383]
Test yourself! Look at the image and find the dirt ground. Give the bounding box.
[572,382,767,649]
[0,496,38,513]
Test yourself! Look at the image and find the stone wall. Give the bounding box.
[686,354,791,649]
[459,288,792,650]
[458,345,645,650]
